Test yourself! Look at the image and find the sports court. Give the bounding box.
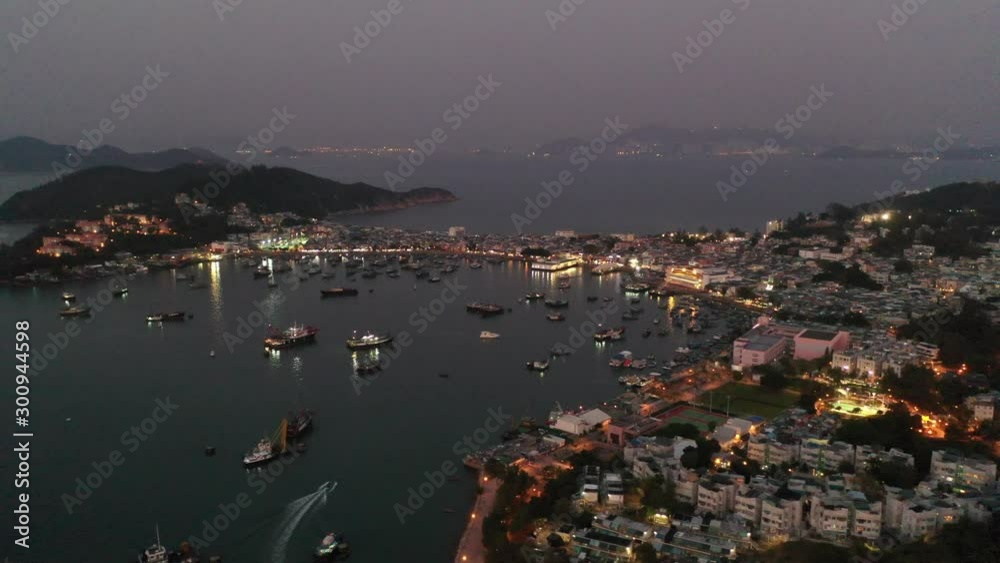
[657,405,729,431]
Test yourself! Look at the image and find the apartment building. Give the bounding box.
[760,490,805,540]
[747,435,798,467]
[798,440,856,473]
[930,450,998,487]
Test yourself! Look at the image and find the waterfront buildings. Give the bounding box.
[530,253,583,271]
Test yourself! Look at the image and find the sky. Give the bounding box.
[1,0,998,152]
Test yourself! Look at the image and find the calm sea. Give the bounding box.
[0,260,716,562]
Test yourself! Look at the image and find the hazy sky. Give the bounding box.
[2,0,997,151]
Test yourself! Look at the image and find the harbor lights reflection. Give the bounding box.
[208,260,224,327]
[351,349,383,375]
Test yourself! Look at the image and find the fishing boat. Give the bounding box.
[243,420,287,467]
[321,287,359,297]
[314,531,351,561]
[526,359,550,371]
[139,525,168,563]
[609,351,633,368]
[60,305,91,317]
[546,313,566,321]
[594,326,625,342]
[345,330,393,350]
[61,292,76,301]
[264,324,319,350]
[480,331,501,339]
[544,298,569,308]
[146,312,186,323]
[466,302,504,316]
[524,292,545,301]
[285,409,314,440]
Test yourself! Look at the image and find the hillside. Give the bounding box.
[0,163,456,220]
[0,136,226,173]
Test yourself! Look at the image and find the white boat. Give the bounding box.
[675,346,691,354]
[61,292,75,301]
[142,525,168,563]
[480,331,501,339]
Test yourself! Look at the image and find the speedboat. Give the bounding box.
[314,531,351,560]
[480,331,501,339]
[526,359,550,371]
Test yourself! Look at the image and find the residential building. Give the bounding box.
[929,451,997,487]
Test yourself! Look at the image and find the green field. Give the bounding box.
[696,383,801,419]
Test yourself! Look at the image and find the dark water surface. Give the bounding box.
[0,259,716,562]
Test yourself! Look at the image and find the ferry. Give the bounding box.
[345,330,393,350]
[264,324,319,350]
[546,313,566,322]
[480,331,501,339]
[594,326,625,342]
[466,302,504,316]
[146,312,186,323]
[544,298,569,308]
[60,305,91,317]
[321,287,359,297]
[526,359,550,371]
[524,292,545,301]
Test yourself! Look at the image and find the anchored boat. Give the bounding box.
[264,324,319,350]
[345,330,393,350]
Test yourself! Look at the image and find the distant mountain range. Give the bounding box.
[0,163,456,221]
[0,136,227,173]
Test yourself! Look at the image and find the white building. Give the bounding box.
[929,451,997,487]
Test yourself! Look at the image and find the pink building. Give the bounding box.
[793,329,850,360]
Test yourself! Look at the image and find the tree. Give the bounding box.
[761,371,789,391]
[634,543,658,563]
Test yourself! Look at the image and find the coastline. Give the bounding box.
[454,472,500,563]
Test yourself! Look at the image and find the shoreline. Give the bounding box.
[454,471,499,563]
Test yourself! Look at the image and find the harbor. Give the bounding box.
[2,255,737,562]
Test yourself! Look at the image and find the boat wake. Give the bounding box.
[270,481,338,563]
